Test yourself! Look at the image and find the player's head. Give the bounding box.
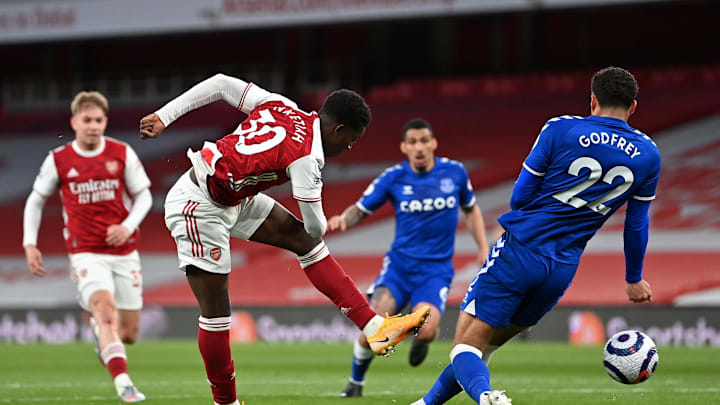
[401,118,437,173]
[318,89,371,157]
[70,91,109,150]
[590,67,638,121]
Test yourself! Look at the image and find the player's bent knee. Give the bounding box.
[120,328,139,344]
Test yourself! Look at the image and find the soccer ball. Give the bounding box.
[603,330,659,384]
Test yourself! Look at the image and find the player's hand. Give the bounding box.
[106,225,131,247]
[139,113,165,139]
[626,279,652,303]
[327,215,347,232]
[24,245,46,277]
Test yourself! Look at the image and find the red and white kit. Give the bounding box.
[24,137,151,310]
[160,78,326,273]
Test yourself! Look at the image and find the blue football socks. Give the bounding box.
[451,344,491,403]
[422,364,463,405]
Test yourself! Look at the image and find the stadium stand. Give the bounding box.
[2,66,719,307]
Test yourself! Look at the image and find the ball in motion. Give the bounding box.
[603,330,659,384]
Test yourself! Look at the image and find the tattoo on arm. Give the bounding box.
[341,205,368,229]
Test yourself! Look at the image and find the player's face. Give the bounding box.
[71,106,107,150]
[401,128,437,173]
[324,125,365,157]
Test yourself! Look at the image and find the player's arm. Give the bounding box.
[623,198,653,303]
[461,204,490,265]
[139,73,272,139]
[23,154,59,277]
[107,146,153,247]
[510,120,554,209]
[329,170,391,232]
[509,168,543,210]
[328,204,369,232]
[288,156,327,239]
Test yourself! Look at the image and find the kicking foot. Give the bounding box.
[367,306,431,357]
[480,390,512,405]
[408,338,430,367]
[118,384,146,403]
[339,381,363,397]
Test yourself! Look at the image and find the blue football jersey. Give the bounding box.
[357,157,476,261]
[498,115,661,264]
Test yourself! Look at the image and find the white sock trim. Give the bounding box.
[361,315,384,337]
[297,241,330,269]
[450,343,483,362]
[199,316,232,332]
[101,341,127,364]
[353,338,374,360]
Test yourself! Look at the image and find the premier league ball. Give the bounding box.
[603,330,659,384]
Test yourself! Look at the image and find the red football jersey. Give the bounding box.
[200,100,320,206]
[40,138,150,255]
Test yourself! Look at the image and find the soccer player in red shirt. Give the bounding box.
[139,74,431,405]
[24,91,151,402]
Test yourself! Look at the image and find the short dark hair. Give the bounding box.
[591,67,638,109]
[402,118,433,141]
[319,89,371,131]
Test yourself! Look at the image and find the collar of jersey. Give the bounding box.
[587,115,631,129]
[72,136,106,158]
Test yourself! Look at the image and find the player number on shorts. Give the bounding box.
[235,109,287,155]
[552,156,634,215]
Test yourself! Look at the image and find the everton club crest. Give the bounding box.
[440,178,454,194]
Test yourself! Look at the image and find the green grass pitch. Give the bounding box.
[1,340,718,404]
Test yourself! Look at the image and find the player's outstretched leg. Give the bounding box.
[248,204,431,356]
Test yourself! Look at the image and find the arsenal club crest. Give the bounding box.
[80,269,88,278]
[211,247,222,261]
[105,160,119,175]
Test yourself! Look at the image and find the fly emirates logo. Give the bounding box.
[68,179,119,204]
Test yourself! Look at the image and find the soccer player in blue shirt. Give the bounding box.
[328,119,491,397]
[411,67,660,405]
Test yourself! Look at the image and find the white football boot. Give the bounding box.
[479,390,512,405]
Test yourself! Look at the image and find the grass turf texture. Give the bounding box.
[1,341,718,404]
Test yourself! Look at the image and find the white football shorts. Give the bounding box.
[69,250,143,311]
[164,170,275,274]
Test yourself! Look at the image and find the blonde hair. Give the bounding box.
[71,91,109,116]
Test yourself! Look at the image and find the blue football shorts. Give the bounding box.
[368,251,453,314]
[459,232,578,329]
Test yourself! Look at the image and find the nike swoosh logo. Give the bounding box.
[374,337,390,343]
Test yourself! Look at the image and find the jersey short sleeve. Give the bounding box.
[357,169,394,214]
[124,145,151,195]
[458,166,476,208]
[523,121,554,177]
[287,155,323,202]
[32,153,59,197]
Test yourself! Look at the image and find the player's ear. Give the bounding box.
[590,94,599,114]
[627,100,638,119]
[70,116,77,131]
